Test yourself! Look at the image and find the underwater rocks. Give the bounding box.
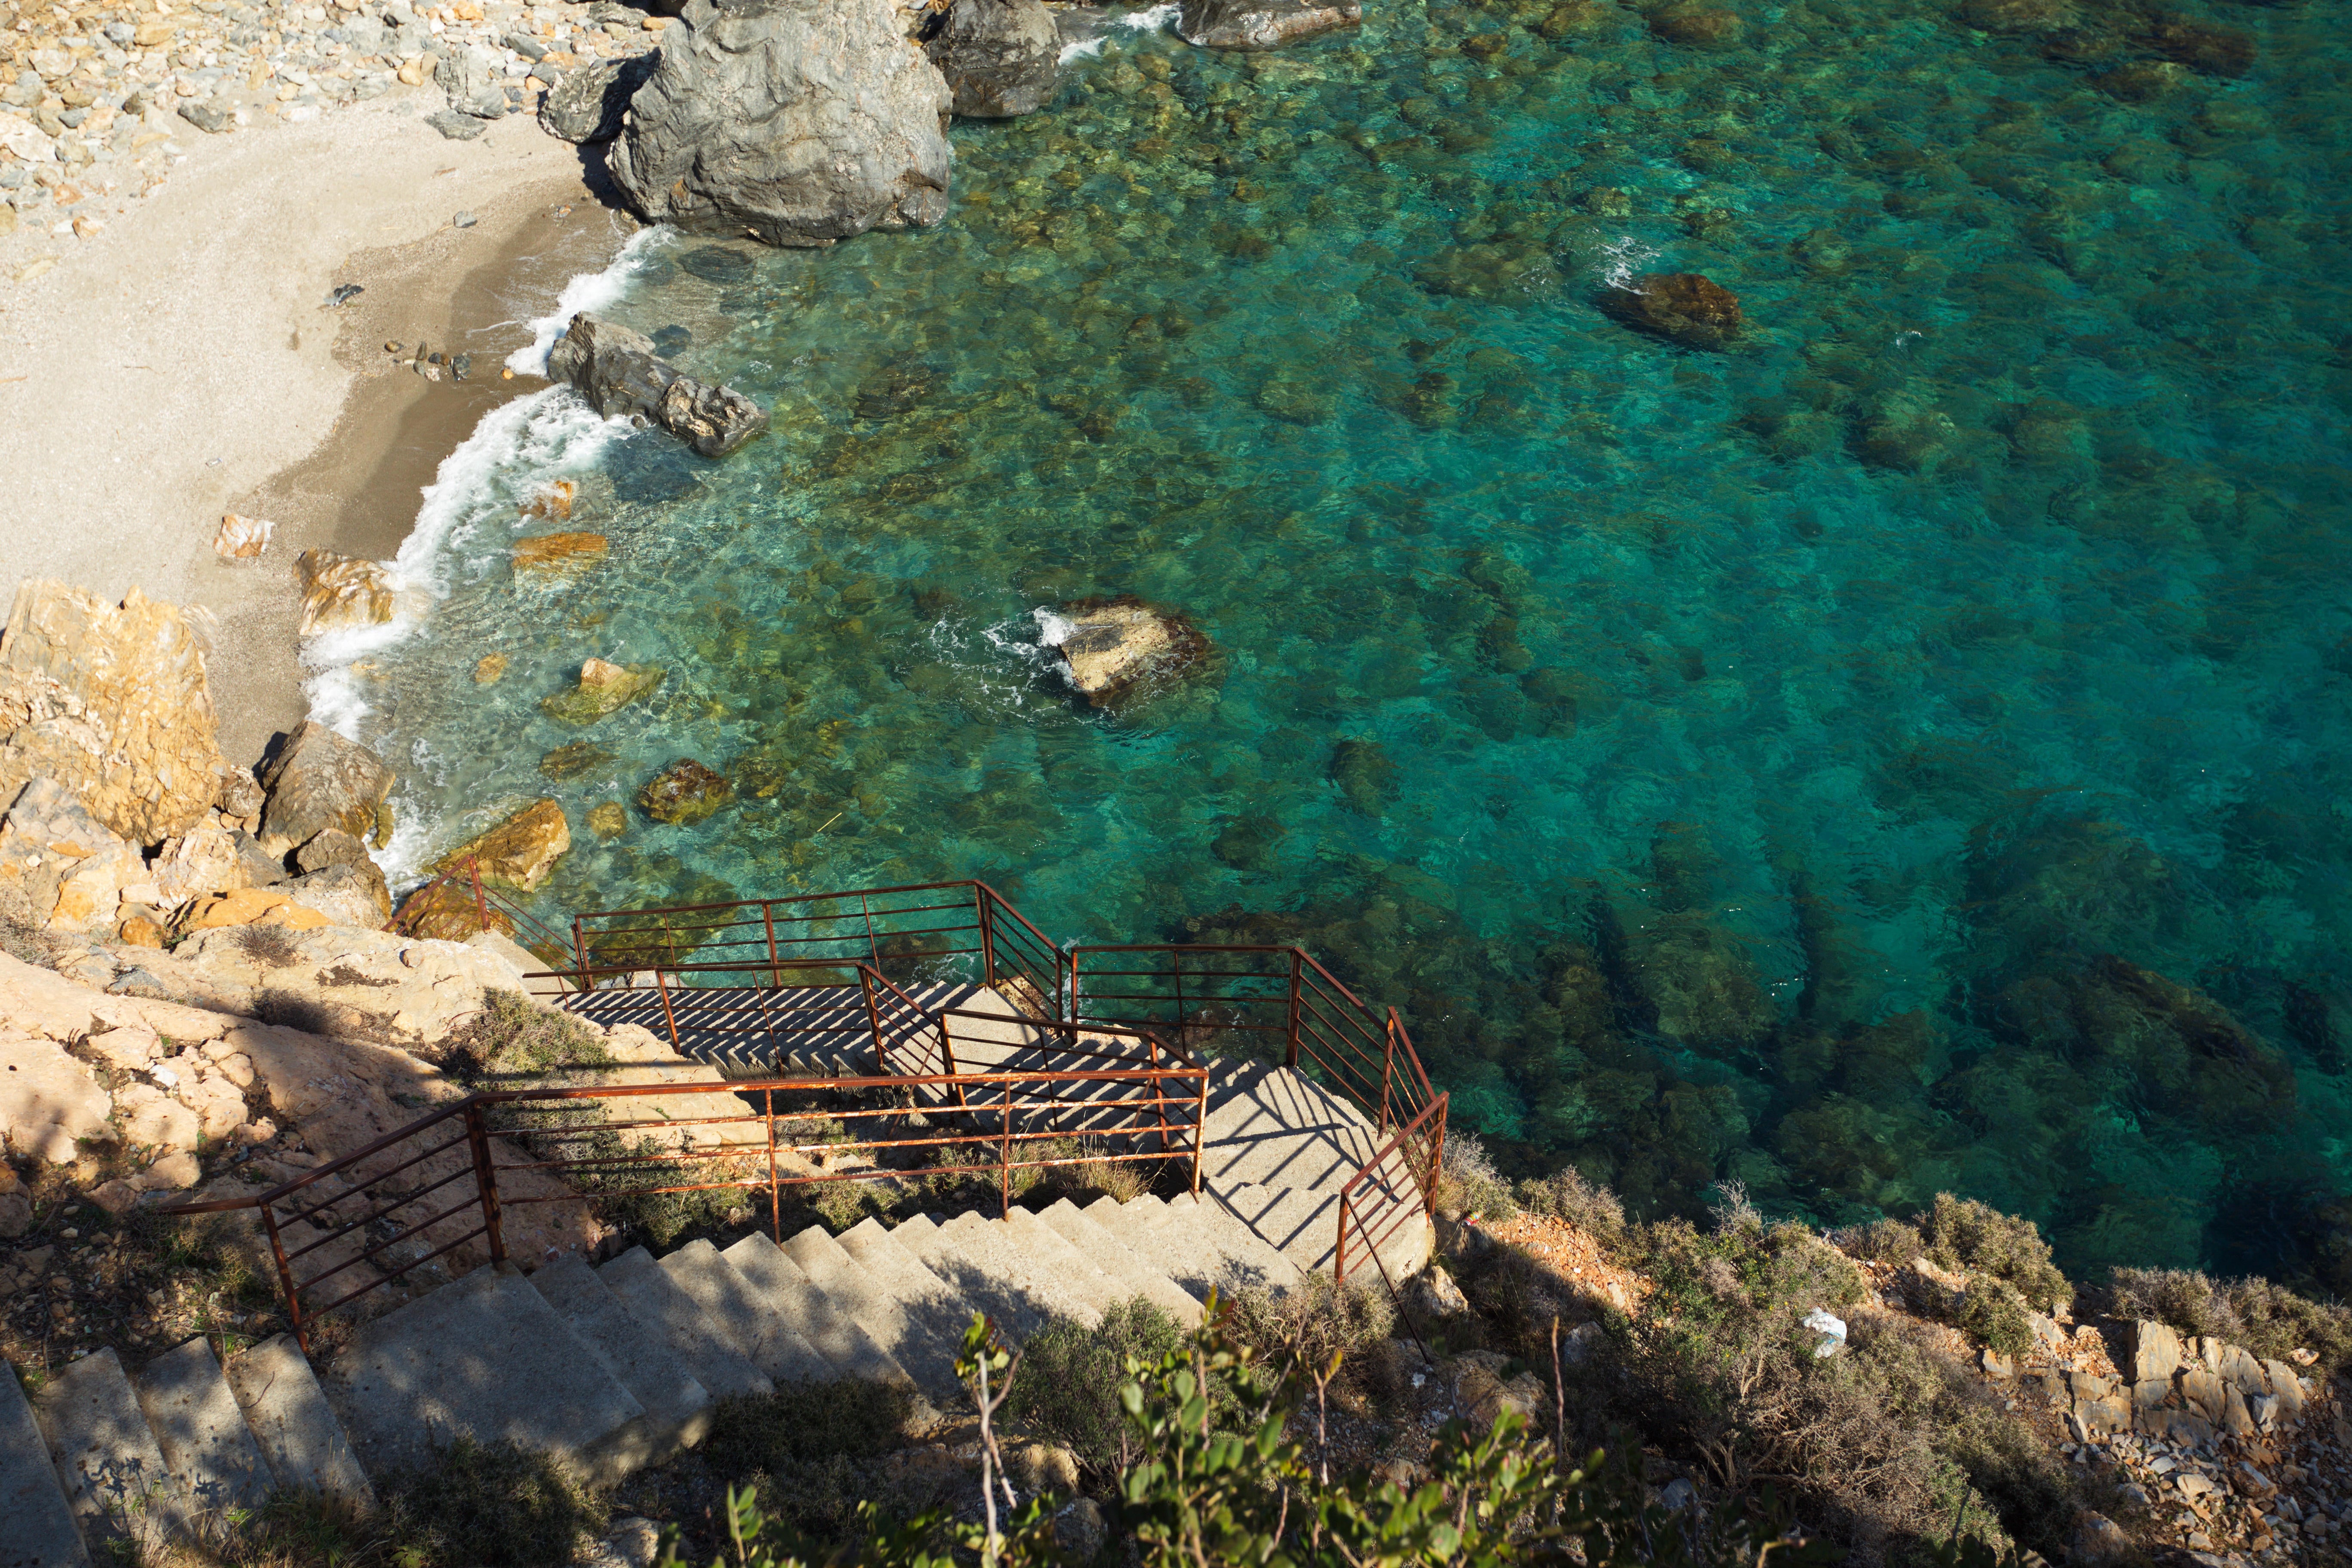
[539,52,659,144]
[1646,1,1743,49]
[439,799,572,891]
[548,313,769,459]
[514,532,610,573]
[1329,738,1397,817]
[1176,0,1363,49]
[608,0,952,248]
[258,720,395,851]
[637,759,733,826]
[1045,597,1214,709]
[0,580,230,846]
[1599,273,1744,350]
[925,0,1060,118]
[542,658,666,725]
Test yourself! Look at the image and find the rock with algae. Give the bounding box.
[637,759,734,826]
[1045,597,1214,709]
[542,658,666,725]
[1599,273,1744,350]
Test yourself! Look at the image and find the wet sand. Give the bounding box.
[0,91,637,769]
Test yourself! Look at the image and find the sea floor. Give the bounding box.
[324,0,2352,1286]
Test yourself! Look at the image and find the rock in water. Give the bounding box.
[608,0,953,248]
[1599,273,1744,350]
[637,759,733,826]
[0,580,230,845]
[547,312,768,457]
[294,548,398,636]
[1176,0,1362,49]
[539,52,657,143]
[926,0,1059,117]
[258,720,395,850]
[1045,596,1213,708]
[439,799,571,890]
[542,657,666,724]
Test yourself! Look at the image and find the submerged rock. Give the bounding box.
[1045,597,1214,708]
[439,799,572,891]
[637,759,733,826]
[1176,0,1362,49]
[514,531,610,573]
[542,657,666,725]
[539,52,657,143]
[1599,273,1743,350]
[588,801,630,841]
[608,0,952,248]
[0,580,230,846]
[258,720,395,851]
[547,313,768,459]
[540,741,617,780]
[926,0,1060,118]
[1647,1,1743,48]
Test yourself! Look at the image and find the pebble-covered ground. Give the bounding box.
[0,0,659,244]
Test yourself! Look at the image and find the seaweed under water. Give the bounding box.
[336,0,2352,1289]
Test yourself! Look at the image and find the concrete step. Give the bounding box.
[886,1213,1046,1342]
[1033,1196,1203,1327]
[131,1338,273,1516]
[33,1348,191,1549]
[223,1334,375,1509]
[530,1254,713,1468]
[942,1209,1108,1333]
[786,1223,964,1405]
[1198,1065,1381,1193]
[833,1216,988,1355]
[323,1264,650,1487]
[1162,1191,1306,1296]
[656,1240,836,1387]
[1,1345,89,1568]
[719,1233,927,1404]
[599,1248,775,1404]
[999,1206,1134,1323]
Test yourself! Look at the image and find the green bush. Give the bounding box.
[1224,1273,1396,1375]
[1953,1276,2034,1359]
[381,1437,609,1568]
[703,1381,927,1547]
[1916,1194,2070,1314]
[1513,1164,1627,1241]
[1005,1296,1190,1472]
[1838,1218,1925,1265]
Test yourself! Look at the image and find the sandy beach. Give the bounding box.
[0,85,635,767]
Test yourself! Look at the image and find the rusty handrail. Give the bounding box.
[1333,1092,1447,1283]
[385,855,574,962]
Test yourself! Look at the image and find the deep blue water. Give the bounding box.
[340,0,2352,1287]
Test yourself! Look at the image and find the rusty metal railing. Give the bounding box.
[1334,1093,1448,1284]
[165,1014,1206,1351]
[384,854,575,964]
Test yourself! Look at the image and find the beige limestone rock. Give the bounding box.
[0,581,229,845]
[175,1066,248,1142]
[258,720,396,848]
[171,925,527,1046]
[134,1150,201,1191]
[1044,596,1212,708]
[83,1025,160,1071]
[153,813,250,907]
[116,1081,201,1152]
[118,916,165,948]
[439,799,571,891]
[2131,1319,2184,1384]
[294,548,397,637]
[0,1035,112,1161]
[183,888,333,932]
[0,775,147,933]
[2260,1358,2304,1423]
[281,863,392,928]
[214,514,274,561]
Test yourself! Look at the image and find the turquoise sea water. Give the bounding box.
[340,0,2352,1286]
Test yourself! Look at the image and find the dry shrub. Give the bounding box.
[1435,1130,1515,1221]
[1916,1193,2070,1313]
[1837,1217,1925,1265]
[1007,1296,1192,1473]
[440,988,612,1081]
[1225,1273,1396,1376]
[1514,1164,1627,1242]
[2110,1266,2352,1374]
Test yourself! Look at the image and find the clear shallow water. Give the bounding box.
[331,0,2352,1286]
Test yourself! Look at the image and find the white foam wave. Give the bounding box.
[505,224,675,377]
[301,388,630,737]
[1596,233,1662,292]
[1060,2,1178,63]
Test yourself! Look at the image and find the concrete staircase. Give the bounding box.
[0,1190,1341,1564]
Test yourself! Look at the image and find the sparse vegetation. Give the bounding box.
[1838,1217,1925,1265]
[379,1437,610,1568]
[1005,1295,1191,1473]
[438,988,613,1083]
[703,1380,931,1549]
[1915,1194,2070,1314]
[1435,1130,1515,1221]
[1514,1163,1628,1241]
[2109,1265,2352,1374]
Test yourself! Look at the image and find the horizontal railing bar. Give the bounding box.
[572,880,1000,922]
[300,1224,490,1317]
[278,1164,480,1262]
[165,1103,469,1215]
[292,1191,487,1290]
[274,1128,475,1227]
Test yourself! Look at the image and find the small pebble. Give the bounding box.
[453,210,477,229]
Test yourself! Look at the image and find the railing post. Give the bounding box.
[1191,1066,1207,1196]
[462,1100,506,1268]
[861,892,878,966]
[1335,1193,1351,1282]
[571,916,590,994]
[260,1203,306,1355]
[766,1088,781,1245]
[470,859,490,937]
[975,884,996,989]
[1378,1010,1397,1133]
[763,902,781,989]
[653,967,683,1052]
[1286,949,1302,1071]
[1427,1097,1447,1214]
[861,966,887,1075]
[999,1077,1014,1219]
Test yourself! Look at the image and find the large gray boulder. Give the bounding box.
[539,52,658,143]
[548,313,769,459]
[433,43,509,117]
[1176,0,1362,48]
[608,0,953,249]
[926,0,1059,118]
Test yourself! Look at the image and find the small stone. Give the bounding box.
[426,107,488,139]
[474,653,509,685]
[542,657,664,724]
[116,916,165,948]
[178,99,232,133]
[213,513,273,560]
[1054,1498,1106,1562]
[453,209,476,228]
